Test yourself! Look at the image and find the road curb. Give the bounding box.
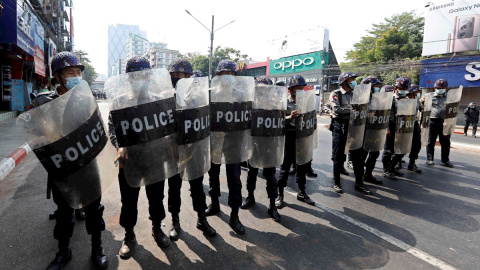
[0,143,31,181]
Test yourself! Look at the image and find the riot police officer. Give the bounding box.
[108,57,170,259]
[167,58,216,241]
[206,60,246,235]
[241,76,281,222]
[276,75,316,207]
[382,77,411,180]
[30,51,108,270]
[426,79,454,167]
[406,84,423,173]
[464,102,478,137]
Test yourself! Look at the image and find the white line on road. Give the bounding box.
[284,189,458,270]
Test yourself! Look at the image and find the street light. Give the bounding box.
[185,10,236,80]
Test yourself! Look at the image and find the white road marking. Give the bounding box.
[284,189,458,270]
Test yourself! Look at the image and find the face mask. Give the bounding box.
[398,90,408,96]
[171,77,181,88]
[435,89,446,95]
[349,81,357,90]
[373,87,380,93]
[62,76,82,90]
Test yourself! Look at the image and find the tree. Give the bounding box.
[179,46,249,75]
[74,50,97,85]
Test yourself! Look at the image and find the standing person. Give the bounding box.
[406,84,423,173]
[241,76,281,222]
[426,79,454,167]
[382,77,411,180]
[29,52,108,270]
[329,72,357,193]
[206,60,246,235]
[275,75,315,207]
[464,102,479,138]
[167,58,216,241]
[108,57,170,259]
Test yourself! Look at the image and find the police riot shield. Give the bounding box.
[175,77,211,180]
[210,75,254,164]
[363,92,394,152]
[443,86,463,135]
[16,81,117,209]
[295,89,317,165]
[394,99,418,154]
[104,68,178,187]
[249,85,288,168]
[345,83,371,153]
[421,93,434,146]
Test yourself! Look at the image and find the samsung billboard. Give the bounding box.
[420,55,480,88]
[423,0,480,56]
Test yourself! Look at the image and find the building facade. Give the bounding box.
[145,42,179,70]
[107,24,146,77]
[126,34,150,60]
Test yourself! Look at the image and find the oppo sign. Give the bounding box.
[273,57,315,71]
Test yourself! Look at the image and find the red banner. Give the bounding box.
[34,45,46,77]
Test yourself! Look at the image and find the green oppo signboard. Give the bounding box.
[269,51,325,76]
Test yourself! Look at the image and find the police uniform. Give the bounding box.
[382,94,407,174]
[426,92,451,163]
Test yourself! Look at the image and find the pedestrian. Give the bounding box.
[30,51,108,270]
[406,84,423,173]
[241,76,281,222]
[328,72,357,193]
[382,77,411,180]
[166,58,216,241]
[426,79,454,167]
[108,56,170,259]
[206,60,247,235]
[276,75,316,206]
[464,102,479,138]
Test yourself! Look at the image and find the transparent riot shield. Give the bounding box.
[175,77,211,180]
[363,92,394,152]
[249,85,288,168]
[104,68,178,187]
[345,83,371,153]
[443,86,463,135]
[421,93,433,146]
[296,89,317,165]
[394,99,418,154]
[17,81,117,209]
[210,75,254,164]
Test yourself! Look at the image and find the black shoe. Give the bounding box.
[229,215,246,235]
[91,247,108,270]
[196,212,216,237]
[119,233,137,260]
[49,210,57,220]
[169,214,181,241]
[152,226,170,248]
[393,170,404,177]
[340,167,349,176]
[347,161,354,170]
[75,208,86,221]
[407,163,422,173]
[363,174,383,185]
[382,171,397,180]
[205,200,220,216]
[46,249,72,270]
[442,161,454,168]
[333,184,343,193]
[297,191,315,205]
[426,160,434,165]
[355,184,372,195]
[240,195,256,209]
[275,195,284,208]
[306,170,318,178]
[464,133,467,136]
[268,206,281,222]
[241,161,248,168]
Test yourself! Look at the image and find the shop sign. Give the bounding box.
[420,55,480,87]
[269,51,323,76]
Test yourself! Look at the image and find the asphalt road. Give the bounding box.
[0,102,479,270]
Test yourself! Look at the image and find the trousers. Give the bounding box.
[208,162,242,209]
[168,174,207,214]
[246,164,278,199]
[278,129,307,190]
[426,118,451,162]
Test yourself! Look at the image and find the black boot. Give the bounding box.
[268,199,281,222]
[363,174,383,185]
[306,165,318,178]
[297,189,315,205]
[229,208,246,235]
[354,184,373,195]
[169,214,181,241]
[275,188,284,208]
[241,193,256,209]
[340,167,349,176]
[47,240,72,270]
[75,208,86,221]
[91,233,108,270]
[205,197,220,216]
[152,223,170,248]
[407,161,422,173]
[119,229,136,260]
[196,211,216,237]
[49,210,58,220]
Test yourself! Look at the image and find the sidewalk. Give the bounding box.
[0,117,31,181]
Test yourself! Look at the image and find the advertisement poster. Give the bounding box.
[16,0,35,56]
[423,0,480,56]
[269,27,329,60]
[9,79,25,112]
[1,66,12,101]
[48,38,58,78]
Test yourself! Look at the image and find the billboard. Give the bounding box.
[0,0,35,57]
[34,15,46,77]
[269,27,329,59]
[269,51,325,76]
[423,0,480,56]
[420,55,480,88]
